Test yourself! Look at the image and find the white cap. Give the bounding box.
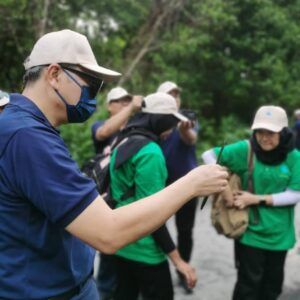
[142,92,188,121]
[251,105,288,132]
[294,109,300,117]
[0,90,9,107]
[157,81,181,94]
[106,87,132,103]
[23,29,121,81]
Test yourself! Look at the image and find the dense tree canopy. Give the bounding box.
[1,0,300,164]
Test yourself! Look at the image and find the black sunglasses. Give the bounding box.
[61,65,104,98]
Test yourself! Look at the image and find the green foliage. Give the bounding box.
[1,0,300,166]
[197,115,250,163]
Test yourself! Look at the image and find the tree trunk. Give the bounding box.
[36,0,51,38]
[118,0,187,85]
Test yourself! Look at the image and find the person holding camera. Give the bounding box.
[92,87,142,155]
[157,81,199,294]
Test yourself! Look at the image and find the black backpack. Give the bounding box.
[82,132,154,208]
[82,151,111,195]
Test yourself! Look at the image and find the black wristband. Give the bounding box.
[259,198,267,206]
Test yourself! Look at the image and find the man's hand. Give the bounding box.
[129,95,143,113]
[178,120,197,145]
[188,164,229,197]
[178,120,194,130]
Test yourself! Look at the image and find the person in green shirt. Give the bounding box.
[110,92,197,300]
[202,105,300,300]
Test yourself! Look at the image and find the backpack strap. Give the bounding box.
[111,134,154,204]
[247,140,260,225]
[105,186,135,209]
[114,134,153,169]
[247,140,254,192]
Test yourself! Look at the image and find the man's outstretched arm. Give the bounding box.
[66,164,228,253]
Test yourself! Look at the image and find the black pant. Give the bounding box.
[175,197,198,262]
[233,241,287,300]
[96,253,116,300]
[114,256,173,300]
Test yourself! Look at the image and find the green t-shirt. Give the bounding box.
[110,142,167,264]
[214,140,300,250]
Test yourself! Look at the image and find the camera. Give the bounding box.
[180,109,197,122]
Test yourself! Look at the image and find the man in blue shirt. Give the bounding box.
[0,29,228,299]
[92,86,142,154]
[158,81,199,294]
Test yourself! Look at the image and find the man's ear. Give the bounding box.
[46,64,62,88]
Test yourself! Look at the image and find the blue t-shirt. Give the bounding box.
[160,124,199,184]
[293,120,300,150]
[0,94,99,299]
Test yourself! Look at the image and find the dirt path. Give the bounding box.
[168,200,300,300]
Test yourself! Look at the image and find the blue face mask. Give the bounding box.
[55,68,102,123]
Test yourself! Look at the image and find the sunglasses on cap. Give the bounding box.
[60,65,104,98]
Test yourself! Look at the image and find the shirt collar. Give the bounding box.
[9,93,57,131]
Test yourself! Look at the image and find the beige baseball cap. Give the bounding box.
[23,29,121,81]
[142,92,188,121]
[0,90,9,107]
[251,105,288,132]
[294,109,300,117]
[157,81,181,94]
[106,87,132,103]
